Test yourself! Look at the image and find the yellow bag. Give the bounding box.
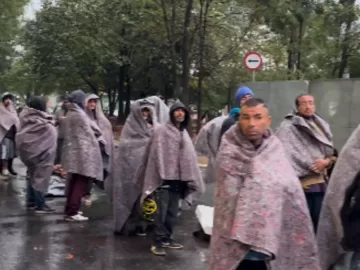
[301,175,325,190]
[142,198,157,221]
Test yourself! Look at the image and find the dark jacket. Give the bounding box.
[219,117,236,140]
[218,108,240,146]
[169,101,190,131]
[341,170,360,251]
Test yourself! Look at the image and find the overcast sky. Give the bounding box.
[24,0,42,20]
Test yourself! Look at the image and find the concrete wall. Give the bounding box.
[246,80,309,130]
[242,79,360,150]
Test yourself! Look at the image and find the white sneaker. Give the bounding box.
[65,214,89,222]
[2,169,9,176]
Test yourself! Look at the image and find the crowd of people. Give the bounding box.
[0,87,359,269]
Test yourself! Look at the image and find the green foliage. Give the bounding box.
[2,0,360,111]
[0,0,30,91]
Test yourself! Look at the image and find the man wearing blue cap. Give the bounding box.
[219,86,254,141]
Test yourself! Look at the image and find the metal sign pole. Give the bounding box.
[252,71,255,82]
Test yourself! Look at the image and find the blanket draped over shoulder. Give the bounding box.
[141,122,205,203]
[113,98,161,233]
[195,116,227,184]
[61,104,103,181]
[209,125,320,270]
[85,94,114,194]
[317,125,360,270]
[276,112,334,178]
[85,94,113,157]
[0,102,20,142]
[15,107,57,192]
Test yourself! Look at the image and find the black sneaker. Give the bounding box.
[35,206,55,214]
[150,245,166,256]
[162,240,183,249]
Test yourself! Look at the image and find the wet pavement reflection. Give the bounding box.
[0,159,209,270]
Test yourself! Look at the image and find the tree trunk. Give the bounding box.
[125,69,131,117]
[338,19,353,78]
[287,28,297,73]
[117,66,125,124]
[196,0,210,132]
[181,0,194,107]
[296,18,304,72]
[107,88,117,116]
[160,0,180,98]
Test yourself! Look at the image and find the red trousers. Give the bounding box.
[64,174,89,216]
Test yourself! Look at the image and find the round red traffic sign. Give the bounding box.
[243,52,263,71]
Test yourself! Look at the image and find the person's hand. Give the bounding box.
[59,116,66,120]
[53,164,61,170]
[60,169,67,177]
[311,159,330,173]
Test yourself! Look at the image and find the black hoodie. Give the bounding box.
[28,96,47,112]
[169,101,190,131]
[162,101,190,191]
[68,89,86,110]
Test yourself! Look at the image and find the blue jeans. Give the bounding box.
[26,170,45,209]
[305,192,324,232]
[153,188,181,245]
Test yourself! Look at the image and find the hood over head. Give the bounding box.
[68,89,86,110]
[138,98,155,111]
[169,101,190,131]
[235,86,254,105]
[1,92,15,103]
[146,96,169,124]
[27,96,47,112]
[86,93,99,103]
[85,93,100,117]
[229,107,240,119]
[130,97,156,129]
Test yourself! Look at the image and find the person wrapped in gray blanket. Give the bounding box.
[16,96,57,214]
[139,101,205,256]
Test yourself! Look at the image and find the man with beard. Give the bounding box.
[140,101,205,256]
[276,94,337,232]
[0,93,20,177]
[61,90,104,221]
[209,98,320,270]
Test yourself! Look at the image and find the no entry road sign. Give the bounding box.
[243,52,263,71]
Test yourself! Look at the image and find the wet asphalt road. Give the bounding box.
[0,159,213,270]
